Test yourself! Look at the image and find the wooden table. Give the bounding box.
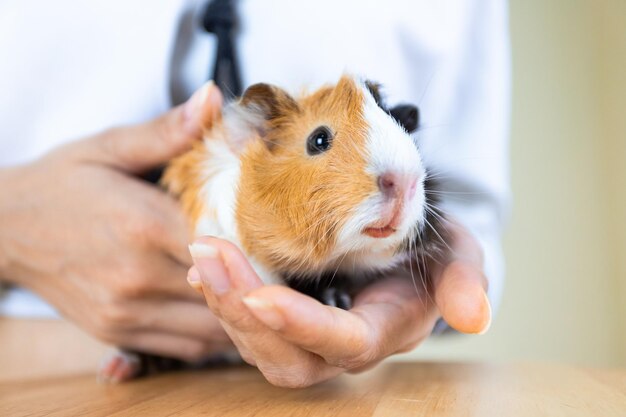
[1,362,624,416]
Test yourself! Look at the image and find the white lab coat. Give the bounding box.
[0,0,510,316]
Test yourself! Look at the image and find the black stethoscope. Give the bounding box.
[202,0,242,100]
[144,0,240,184]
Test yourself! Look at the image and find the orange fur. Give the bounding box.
[163,76,378,278]
[161,122,227,230]
[236,76,376,276]
[161,140,208,229]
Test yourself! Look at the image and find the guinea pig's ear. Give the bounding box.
[364,80,387,110]
[240,83,299,124]
[389,104,420,134]
[223,84,298,152]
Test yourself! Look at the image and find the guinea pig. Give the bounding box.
[164,75,445,303]
[98,75,448,383]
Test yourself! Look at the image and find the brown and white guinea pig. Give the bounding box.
[99,75,449,383]
[163,75,447,306]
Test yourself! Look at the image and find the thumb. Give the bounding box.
[434,261,492,334]
[80,81,223,173]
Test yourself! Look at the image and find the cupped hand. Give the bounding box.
[0,81,231,361]
[187,223,491,388]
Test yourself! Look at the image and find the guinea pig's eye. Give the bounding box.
[306,126,333,155]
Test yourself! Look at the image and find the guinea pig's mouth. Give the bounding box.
[362,209,402,239]
[363,224,397,239]
[362,198,408,239]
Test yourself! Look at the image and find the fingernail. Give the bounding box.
[477,292,492,335]
[188,242,218,259]
[188,242,230,294]
[186,268,202,290]
[183,81,214,123]
[242,296,285,330]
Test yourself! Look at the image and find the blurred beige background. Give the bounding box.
[408,0,626,367]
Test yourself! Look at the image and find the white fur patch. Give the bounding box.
[195,137,240,242]
[361,87,426,182]
[195,102,265,239]
[333,83,426,272]
[194,113,282,285]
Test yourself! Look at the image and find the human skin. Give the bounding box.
[0,82,232,361]
[187,221,491,388]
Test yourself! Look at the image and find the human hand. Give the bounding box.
[0,82,232,361]
[187,223,490,388]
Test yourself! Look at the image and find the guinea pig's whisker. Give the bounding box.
[424,198,445,212]
[297,217,340,270]
[289,209,337,243]
[423,216,454,256]
[414,125,459,155]
[407,237,421,299]
[424,204,451,227]
[415,123,454,134]
[291,223,332,261]
[423,203,445,226]
[425,190,487,196]
[279,214,332,267]
[424,174,454,184]
[424,170,457,181]
[280,197,328,210]
[351,242,366,278]
[424,157,500,180]
[278,195,336,237]
[418,233,435,301]
[414,230,432,306]
[418,252,431,307]
[424,204,455,233]
[425,193,486,204]
[418,69,438,106]
[425,164,471,176]
[326,240,358,290]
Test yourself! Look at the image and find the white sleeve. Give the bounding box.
[420,1,511,312]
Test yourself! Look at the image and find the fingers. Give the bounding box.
[142,185,193,266]
[189,238,343,388]
[187,258,265,364]
[74,81,223,173]
[434,261,491,334]
[418,218,492,335]
[187,265,262,367]
[242,286,369,362]
[134,300,231,344]
[105,171,193,268]
[118,330,227,362]
[242,278,438,369]
[352,276,441,351]
[119,253,203,303]
[191,237,265,291]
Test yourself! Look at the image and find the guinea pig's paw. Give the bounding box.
[321,287,352,310]
[97,350,142,384]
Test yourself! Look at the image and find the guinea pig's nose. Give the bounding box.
[378,173,397,198]
[377,172,418,200]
